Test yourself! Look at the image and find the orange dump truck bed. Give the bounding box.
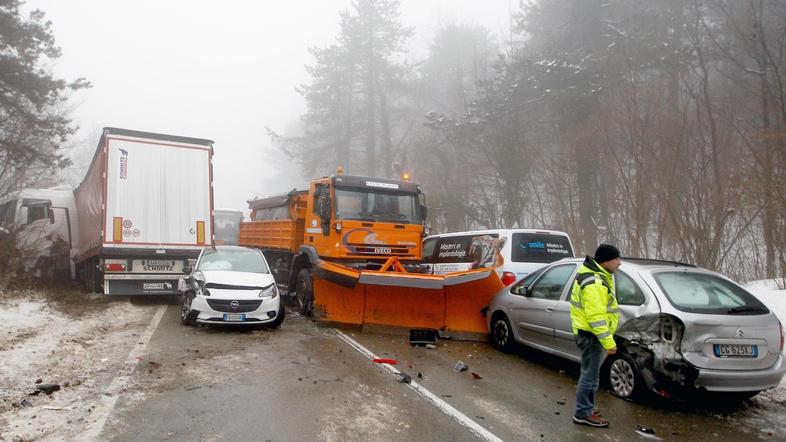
[239,191,307,252]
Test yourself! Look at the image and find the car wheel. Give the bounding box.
[605,352,643,399]
[180,293,197,326]
[267,303,286,329]
[295,268,314,316]
[490,313,515,351]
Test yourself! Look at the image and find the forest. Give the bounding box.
[272,0,786,281]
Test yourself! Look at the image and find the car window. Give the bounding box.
[653,271,769,315]
[510,267,545,295]
[511,233,573,263]
[615,271,645,306]
[529,264,575,300]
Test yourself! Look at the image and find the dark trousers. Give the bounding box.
[574,331,605,418]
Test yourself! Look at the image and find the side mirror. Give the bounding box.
[512,285,529,296]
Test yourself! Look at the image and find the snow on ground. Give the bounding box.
[0,287,161,441]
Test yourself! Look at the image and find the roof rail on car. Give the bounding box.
[621,257,696,268]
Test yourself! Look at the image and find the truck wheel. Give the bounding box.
[295,269,314,316]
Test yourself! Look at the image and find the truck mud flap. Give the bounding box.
[313,260,503,336]
[104,279,181,295]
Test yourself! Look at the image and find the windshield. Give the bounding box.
[214,211,242,245]
[653,271,769,315]
[198,248,269,274]
[335,188,419,223]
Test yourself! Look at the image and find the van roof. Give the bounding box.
[426,228,570,239]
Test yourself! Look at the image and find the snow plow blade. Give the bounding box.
[312,258,504,337]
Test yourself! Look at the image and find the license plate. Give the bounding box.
[132,259,183,273]
[223,314,245,322]
[714,344,757,358]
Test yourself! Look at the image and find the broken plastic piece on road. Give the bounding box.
[409,328,438,345]
[425,344,437,349]
[454,360,468,372]
[373,358,398,365]
[100,358,108,363]
[471,372,483,380]
[36,384,61,395]
[43,406,65,411]
[635,425,662,440]
[20,399,33,408]
[397,372,412,384]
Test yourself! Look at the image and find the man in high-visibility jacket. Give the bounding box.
[570,244,621,428]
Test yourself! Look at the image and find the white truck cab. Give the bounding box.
[0,186,79,279]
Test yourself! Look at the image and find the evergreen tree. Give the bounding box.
[0,0,89,197]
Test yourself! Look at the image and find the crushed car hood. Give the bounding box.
[200,271,275,289]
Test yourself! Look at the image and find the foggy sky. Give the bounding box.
[24,0,514,214]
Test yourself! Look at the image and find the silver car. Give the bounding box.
[487,257,786,400]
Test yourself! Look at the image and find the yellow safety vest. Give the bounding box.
[569,258,619,350]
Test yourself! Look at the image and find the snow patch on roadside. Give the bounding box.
[0,291,161,441]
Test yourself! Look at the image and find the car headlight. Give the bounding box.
[259,283,278,298]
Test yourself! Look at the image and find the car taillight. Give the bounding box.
[105,263,126,272]
[501,271,516,286]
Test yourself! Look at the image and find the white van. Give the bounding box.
[422,229,575,285]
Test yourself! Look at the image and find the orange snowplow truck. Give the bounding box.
[239,172,502,337]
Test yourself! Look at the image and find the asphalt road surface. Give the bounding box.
[98,301,783,441]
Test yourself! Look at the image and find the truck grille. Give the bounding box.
[353,246,412,255]
[206,299,262,313]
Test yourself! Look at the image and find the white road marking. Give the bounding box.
[82,304,168,441]
[333,329,505,442]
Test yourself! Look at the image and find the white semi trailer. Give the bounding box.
[74,127,215,295]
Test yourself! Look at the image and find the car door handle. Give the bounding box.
[545,306,554,312]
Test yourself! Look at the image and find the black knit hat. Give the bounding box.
[594,244,621,263]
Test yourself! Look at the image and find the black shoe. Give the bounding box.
[572,413,609,428]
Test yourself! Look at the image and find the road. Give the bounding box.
[96,301,781,441]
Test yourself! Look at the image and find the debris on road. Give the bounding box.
[43,406,65,411]
[635,425,662,440]
[425,344,437,350]
[556,399,566,405]
[372,358,398,365]
[453,360,468,372]
[35,384,61,395]
[35,378,42,384]
[409,329,438,345]
[19,399,33,408]
[397,372,412,384]
[471,372,482,380]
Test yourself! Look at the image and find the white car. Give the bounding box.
[180,246,284,328]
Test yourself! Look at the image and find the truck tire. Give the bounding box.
[295,268,314,316]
